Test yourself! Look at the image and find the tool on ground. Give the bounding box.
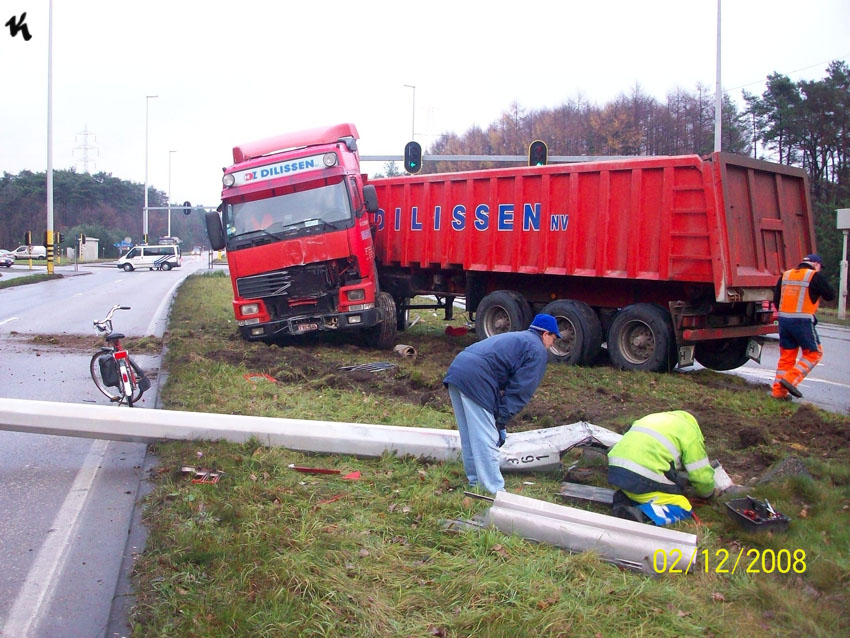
[181,466,225,484]
[289,464,361,480]
[339,362,397,373]
[463,490,495,502]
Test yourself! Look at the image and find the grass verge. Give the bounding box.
[132,271,850,637]
[0,273,63,289]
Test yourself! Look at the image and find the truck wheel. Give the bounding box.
[364,292,397,350]
[541,299,602,365]
[607,303,675,372]
[475,290,526,340]
[695,338,749,371]
[506,291,533,329]
[162,262,173,271]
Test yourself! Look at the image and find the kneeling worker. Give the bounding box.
[607,411,715,526]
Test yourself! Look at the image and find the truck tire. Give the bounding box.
[364,292,397,350]
[506,291,533,330]
[607,303,676,372]
[541,299,602,365]
[475,290,527,340]
[695,337,750,371]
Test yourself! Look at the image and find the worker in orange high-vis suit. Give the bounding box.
[772,254,835,399]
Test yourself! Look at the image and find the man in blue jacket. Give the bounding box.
[443,314,560,493]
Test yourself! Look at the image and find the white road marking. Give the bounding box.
[0,317,19,326]
[725,367,849,390]
[3,439,110,637]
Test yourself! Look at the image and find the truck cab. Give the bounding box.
[206,123,396,347]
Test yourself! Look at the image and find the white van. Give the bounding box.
[117,244,182,271]
[12,245,47,260]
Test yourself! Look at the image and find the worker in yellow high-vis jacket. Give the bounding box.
[607,411,715,526]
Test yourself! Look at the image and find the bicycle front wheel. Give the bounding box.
[90,352,122,403]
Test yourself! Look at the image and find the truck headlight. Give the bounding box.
[323,153,338,167]
[345,288,366,301]
[241,303,259,315]
[222,173,236,187]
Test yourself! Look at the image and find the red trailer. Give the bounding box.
[207,123,814,372]
[369,153,814,371]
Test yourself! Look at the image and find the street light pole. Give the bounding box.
[168,150,177,238]
[144,94,158,243]
[714,0,722,152]
[404,84,416,140]
[46,0,54,274]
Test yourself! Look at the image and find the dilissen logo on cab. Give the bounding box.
[232,154,326,186]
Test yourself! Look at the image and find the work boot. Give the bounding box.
[779,378,802,398]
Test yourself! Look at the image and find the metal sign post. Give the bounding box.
[837,208,850,320]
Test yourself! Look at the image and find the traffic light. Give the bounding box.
[183,200,192,215]
[57,232,65,244]
[404,141,422,174]
[24,231,32,245]
[79,233,86,245]
[528,140,548,166]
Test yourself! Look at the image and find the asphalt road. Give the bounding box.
[0,256,212,638]
[689,324,850,415]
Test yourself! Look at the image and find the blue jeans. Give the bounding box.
[447,384,504,493]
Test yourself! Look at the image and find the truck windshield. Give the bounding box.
[226,181,353,241]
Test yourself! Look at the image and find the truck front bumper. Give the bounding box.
[238,308,380,341]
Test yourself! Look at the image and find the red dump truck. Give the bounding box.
[206,123,815,372]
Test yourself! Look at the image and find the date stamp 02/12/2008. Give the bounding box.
[652,548,807,575]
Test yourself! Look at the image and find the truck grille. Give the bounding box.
[236,264,335,301]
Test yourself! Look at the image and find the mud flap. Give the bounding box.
[677,345,695,368]
[746,338,763,364]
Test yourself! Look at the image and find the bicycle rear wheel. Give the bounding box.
[128,357,149,404]
[90,352,122,403]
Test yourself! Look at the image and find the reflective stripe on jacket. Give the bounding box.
[778,268,819,319]
[608,411,715,498]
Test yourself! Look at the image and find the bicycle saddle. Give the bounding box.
[105,332,125,342]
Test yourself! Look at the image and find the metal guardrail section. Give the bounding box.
[485,491,698,574]
[0,399,702,570]
[0,399,621,472]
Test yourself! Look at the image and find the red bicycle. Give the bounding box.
[90,305,151,407]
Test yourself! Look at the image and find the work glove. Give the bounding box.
[497,428,507,448]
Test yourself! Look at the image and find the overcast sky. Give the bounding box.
[2,0,849,211]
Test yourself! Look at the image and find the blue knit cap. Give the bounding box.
[529,313,560,338]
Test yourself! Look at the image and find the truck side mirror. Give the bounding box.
[362,185,379,214]
[205,210,226,251]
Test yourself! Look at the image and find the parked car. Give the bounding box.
[0,252,14,267]
[11,245,46,260]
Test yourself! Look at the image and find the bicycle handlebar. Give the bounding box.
[93,305,131,334]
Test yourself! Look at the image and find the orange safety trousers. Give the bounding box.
[771,344,823,398]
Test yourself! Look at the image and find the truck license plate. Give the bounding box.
[294,323,318,333]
